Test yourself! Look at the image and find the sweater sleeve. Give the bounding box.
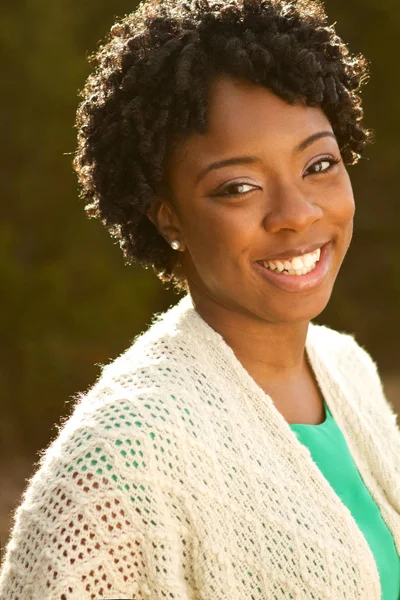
[0,398,195,600]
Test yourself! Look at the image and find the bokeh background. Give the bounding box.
[1,0,399,552]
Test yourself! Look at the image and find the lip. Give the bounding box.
[257,240,329,262]
[253,241,332,293]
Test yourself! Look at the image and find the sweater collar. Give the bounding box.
[168,293,331,427]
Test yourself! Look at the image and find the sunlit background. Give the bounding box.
[1,0,399,550]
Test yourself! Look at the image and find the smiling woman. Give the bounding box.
[1,0,400,599]
[155,79,355,318]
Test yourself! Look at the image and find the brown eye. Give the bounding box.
[306,157,341,176]
[214,182,257,197]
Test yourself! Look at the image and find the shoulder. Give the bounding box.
[13,295,199,508]
[309,321,380,381]
[91,293,204,394]
[55,294,201,428]
[309,322,398,428]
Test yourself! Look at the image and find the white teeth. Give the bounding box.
[261,246,323,275]
[304,254,314,267]
[291,257,304,270]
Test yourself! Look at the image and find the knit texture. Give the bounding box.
[1,293,399,600]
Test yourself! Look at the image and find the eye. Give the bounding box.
[213,181,258,198]
[305,156,341,176]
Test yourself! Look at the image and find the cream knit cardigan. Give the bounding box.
[1,294,399,600]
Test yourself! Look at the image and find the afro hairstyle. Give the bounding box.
[73,0,372,293]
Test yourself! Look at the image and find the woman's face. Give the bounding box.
[162,76,355,324]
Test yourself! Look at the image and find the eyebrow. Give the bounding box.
[196,130,337,183]
[296,130,336,153]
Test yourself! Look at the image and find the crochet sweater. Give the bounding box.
[1,293,400,600]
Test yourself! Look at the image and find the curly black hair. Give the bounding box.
[73,0,372,293]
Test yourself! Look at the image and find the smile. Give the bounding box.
[257,247,321,276]
[254,242,332,293]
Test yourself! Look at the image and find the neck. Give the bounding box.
[189,292,310,386]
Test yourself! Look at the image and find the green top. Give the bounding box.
[290,401,400,600]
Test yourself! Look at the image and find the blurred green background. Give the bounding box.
[1,0,399,549]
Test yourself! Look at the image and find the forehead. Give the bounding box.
[171,76,333,169]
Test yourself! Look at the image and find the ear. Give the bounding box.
[146,196,183,247]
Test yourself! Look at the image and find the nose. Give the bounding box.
[263,180,323,234]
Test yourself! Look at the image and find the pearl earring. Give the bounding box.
[171,240,181,250]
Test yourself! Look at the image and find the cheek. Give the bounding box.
[186,204,254,261]
[328,173,355,224]
[181,205,256,290]
[339,194,355,225]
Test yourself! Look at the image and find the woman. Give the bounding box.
[1,0,399,598]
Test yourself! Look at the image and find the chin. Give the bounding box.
[254,286,334,325]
